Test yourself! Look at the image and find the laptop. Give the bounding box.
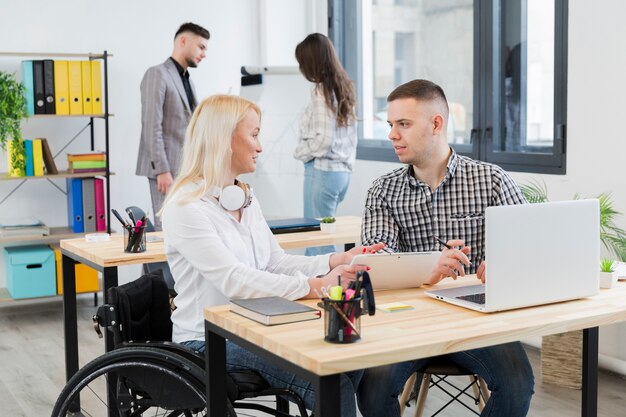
[426,199,600,312]
[350,251,441,290]
[266,217,320,234]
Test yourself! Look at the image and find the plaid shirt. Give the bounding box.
[361,150,526,273]
[294,86,357,172]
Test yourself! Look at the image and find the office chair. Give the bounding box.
[52,271,310,417]
[399,357,490,417]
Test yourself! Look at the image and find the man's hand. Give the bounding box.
[477,261,486,283]
[157,172,173,194]
[426,239,471,285]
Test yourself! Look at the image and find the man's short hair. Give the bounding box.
[175,22,210,40]
[387,79,449,111]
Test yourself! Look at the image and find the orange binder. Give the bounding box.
[53,60,69,115]
[68,61,82,115]
[81,61,92,115]
[91,60,103,115]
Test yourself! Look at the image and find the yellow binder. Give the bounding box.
[32,138,44,176]
[81,61,92,115]
[68,61,83,115]
[91,60,103,115]
[53,60,69,115]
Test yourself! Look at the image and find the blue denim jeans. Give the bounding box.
[357,342,534,417]
[182,339,362,416]
[303,161,351,256]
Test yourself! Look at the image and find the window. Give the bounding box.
[331,0,568,174]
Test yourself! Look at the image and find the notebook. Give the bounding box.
[350,251,441,290]
[266,217,320,234]
[426,200,600,312]
[230,296,321,325]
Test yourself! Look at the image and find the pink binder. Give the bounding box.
[95,178,106,231]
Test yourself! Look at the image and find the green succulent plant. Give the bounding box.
[600,258,615,273]
[321,216,336,223]
[520,180,626,261]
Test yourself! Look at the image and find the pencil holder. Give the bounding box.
[124,226,147,253]
[323,297,362,344]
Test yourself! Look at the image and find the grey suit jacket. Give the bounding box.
[136,58,196,178]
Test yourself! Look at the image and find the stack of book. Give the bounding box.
[0,217,50,238]
[67,152,107,174]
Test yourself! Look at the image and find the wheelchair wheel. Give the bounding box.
[51,346,234,417]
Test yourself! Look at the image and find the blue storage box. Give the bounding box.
[4,245,56,299]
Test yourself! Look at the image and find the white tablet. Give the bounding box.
[350,251,441,290]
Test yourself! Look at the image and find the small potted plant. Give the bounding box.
[599,258,617,289]
[320,216,336,233]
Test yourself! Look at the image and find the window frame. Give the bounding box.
[330,0,568,174]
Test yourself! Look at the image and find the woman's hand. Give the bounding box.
[426,239,471,285]
[328,242,386,269]
[306,264,370,298]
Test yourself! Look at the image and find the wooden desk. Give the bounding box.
[59,216,361,391]
[204,278,626,417]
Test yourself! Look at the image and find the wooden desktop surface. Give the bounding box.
[204,279,626,376]
[59,216,362,268]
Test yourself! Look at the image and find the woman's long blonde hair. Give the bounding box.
[161,94,261,209]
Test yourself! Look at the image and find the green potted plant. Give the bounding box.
[320,216,336,233]
[0,70,28,176]
[520,181,626,261]
[599,258,617,289]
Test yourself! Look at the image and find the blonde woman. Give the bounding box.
[160,94,383,416]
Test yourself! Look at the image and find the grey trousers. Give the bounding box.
[148,177,165,231]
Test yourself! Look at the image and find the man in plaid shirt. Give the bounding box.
[357,80,534,417]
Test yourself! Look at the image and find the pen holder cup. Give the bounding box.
[124,226,147,253]
[323,297,362,344]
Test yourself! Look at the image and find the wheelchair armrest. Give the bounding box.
[92,304,118,339]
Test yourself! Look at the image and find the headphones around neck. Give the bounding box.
[218,180,253,211]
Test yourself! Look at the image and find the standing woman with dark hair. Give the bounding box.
[294,33,358,255]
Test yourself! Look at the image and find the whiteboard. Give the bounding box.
[239,66,313,219]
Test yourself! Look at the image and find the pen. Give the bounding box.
[329,302,360,338]
[111,209,130,229]
[432,235,473,267]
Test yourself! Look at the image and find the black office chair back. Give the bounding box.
[125,206,155,231]
[107,272,172,346]
[126,206,177,292]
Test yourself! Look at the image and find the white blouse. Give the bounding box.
[162,185,331,342]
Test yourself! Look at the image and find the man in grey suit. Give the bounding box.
[136,22,210,230]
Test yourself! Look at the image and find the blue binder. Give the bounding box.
[21,61,35,116]
[24,139,34,176]
[66,178,84,233]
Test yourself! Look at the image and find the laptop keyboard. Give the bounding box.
[457,293,486,305]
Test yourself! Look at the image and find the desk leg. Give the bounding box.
[582,327,599,417]
[314,374,341,417]
[62,254,79,412]
[101,266,119,417]
[102,266,118,353]
[206,321,227,416]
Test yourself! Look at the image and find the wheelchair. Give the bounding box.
[51,271,309,417]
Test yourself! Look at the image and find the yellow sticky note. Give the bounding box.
[377,302,414,313]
